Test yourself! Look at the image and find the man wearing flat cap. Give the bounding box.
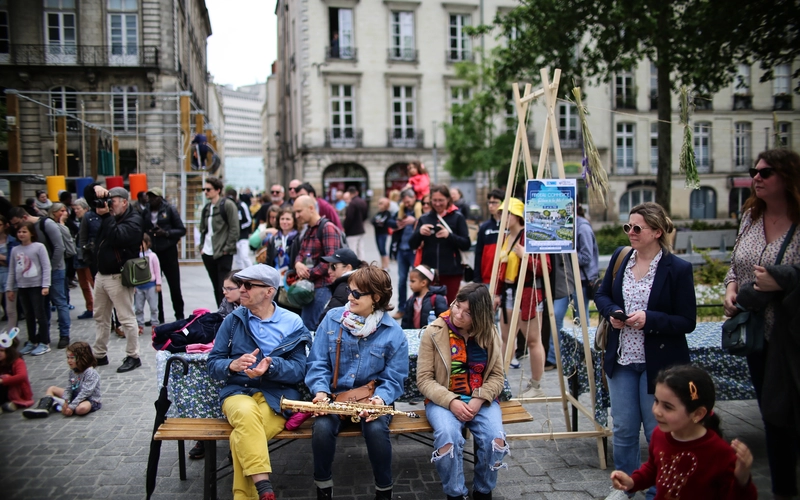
[143,187,187,323]
[83,183,144,373]
[208,264,312,500]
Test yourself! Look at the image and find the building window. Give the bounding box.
[450,86,470,123]
[615,72,635,109]
[329,8,354,60]
[735,64,751,94]
[0,9,9,61]
[108,0,137,9]
[112,85,137,132]
[558,103,579,148]
[44,6,77,64]
[619,187,655,221]
[50,86,78,132]
[391,85,417,147]
[690,187,717,219]
[45,0,75,7]
[650,123,658,174]
[777,122,791,149]
[616,122,635,173]
[108,13,138,65]
[694,122,711,173]
[649,62,657,110]
[773,64,793,110]
[329,84,356,147]
[448,14,471,62]
[729,187,750,219]
[504,90,516,133]
[390,12,415,61]
[734,122,751,171]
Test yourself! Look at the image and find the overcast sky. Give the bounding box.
[205,0,278,88]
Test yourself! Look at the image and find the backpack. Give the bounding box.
[39,218,76,259]
[152,309,225,352]
[202,197,232,226]
[288,217,347,265]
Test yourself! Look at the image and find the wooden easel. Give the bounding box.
[489,68,611,468]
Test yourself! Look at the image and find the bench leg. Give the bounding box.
[204,440,217,500]
[178,440,186,481]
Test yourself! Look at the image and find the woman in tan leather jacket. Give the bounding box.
[416,283,509,500]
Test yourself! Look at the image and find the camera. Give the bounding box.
[93,197,110,209]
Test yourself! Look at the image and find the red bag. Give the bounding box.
[414,244,424,267]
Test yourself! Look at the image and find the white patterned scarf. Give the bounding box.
[341,302,384,338]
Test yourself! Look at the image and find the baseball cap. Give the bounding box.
[147,187,164,197]
[108,187,130,199]
[234,264,281,288]
[321,248,361,269]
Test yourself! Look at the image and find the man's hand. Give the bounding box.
[396,215,415,229]
[229,348,259,372]
[312,391,330,416]
[244,356,271,378]
[295,262,311,279]
[94,185,109,199]
[363,396,387,422]
[95,205,110,216]
[41,287,49,296]
[153,227,168,238]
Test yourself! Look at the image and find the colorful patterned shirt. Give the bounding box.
[448,331,490,402]
[618,249,663,365]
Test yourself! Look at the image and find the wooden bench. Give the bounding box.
[154,400,532,500]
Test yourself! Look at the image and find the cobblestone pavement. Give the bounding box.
[0,224,788,499]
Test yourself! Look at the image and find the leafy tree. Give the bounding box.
[487,0,798,213]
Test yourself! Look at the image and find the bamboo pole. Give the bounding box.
[180,93,191,172]
[6,90,22,206]
[57,113,68,177]
[90,128,99,179]
[113,137,120,177]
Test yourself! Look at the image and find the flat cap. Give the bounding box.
[234,264,281,288]
[108,187,129,199]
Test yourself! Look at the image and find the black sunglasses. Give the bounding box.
[202,187,214,192]
[749,167,776,179]
[239,281,271,290]
[271,190,282,194]
[623,223,649,234]
[346,287,365,299]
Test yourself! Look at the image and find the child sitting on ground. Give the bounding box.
[23,341,102,419]
[135,233,162,336]
[401,265,448,329]
[610,365,756,499]
[0,331,34,413]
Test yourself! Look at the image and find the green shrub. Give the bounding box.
[595,225,630,255]
[693,250,730,285]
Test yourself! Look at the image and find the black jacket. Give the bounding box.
[95,204,144,275]
[321,273,352,322]
[401,285,448,329]
[344,196,367,236]
[408,209,471,276]
[142,202,186,253]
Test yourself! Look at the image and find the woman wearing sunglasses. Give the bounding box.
[416,283,508,500]
[724,149,800,499]
[305,265,408,500]
[594,202,696,500]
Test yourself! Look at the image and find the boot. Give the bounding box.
[375,489,392,500]
[23,396,55,419]
[316,487,332,500]
[473,491,492,500]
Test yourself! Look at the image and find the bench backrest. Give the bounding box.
[674,229,738,254]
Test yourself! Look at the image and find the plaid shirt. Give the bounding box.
[294,218,342,288]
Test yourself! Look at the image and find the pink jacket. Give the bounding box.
[408,174,430,200]
[1,358,34,407]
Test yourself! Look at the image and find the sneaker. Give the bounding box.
[259,493,276,500]
[67,304,75,310]
[96,356,109,366]
[544,361,557,371]
[77,310,93,319]
[117,356,142,373]
[509,358,521,369]
[50,305,56,312]
[57,337,70,349]
[519,378,546,399]
[19,341,36,356]
[1,402,18,413]
[145,321,151,327]
[23,396,54,419]
[30,343,51,356]
[317,487,333,500]
[188,441,205,460]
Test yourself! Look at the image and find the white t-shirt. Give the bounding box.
[202,204,215,256]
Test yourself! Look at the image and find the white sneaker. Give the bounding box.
[519,379,546,398]
[19,341,36,355]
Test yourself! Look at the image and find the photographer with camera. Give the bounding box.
[83,184,144,373]
[142,187,186,323]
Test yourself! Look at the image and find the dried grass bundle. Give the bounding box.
[571,87,609,207]
[679,86,700,190]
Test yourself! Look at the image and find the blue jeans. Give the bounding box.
[302,285,332,332]
[426,401,509,497]
[396,249,415,307]
[547,288,589,365]
[376,233,388,257]
[45,269,71,339]
[607,362,657,500]
[312,413,394,490]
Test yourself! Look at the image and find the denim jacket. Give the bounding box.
[207,305,312,415]
[305,307,409,405]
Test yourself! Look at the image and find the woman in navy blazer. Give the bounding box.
[594,202,696,497]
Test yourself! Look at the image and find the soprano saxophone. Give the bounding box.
[280,397,420,423]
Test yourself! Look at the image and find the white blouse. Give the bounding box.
[617,249,663,365]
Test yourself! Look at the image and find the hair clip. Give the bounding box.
[689,381,699,400]
[0,327,19,348]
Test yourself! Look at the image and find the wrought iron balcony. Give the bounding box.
[446,50,474,64]
[388,48,418,63]
[387,128,424,148]
[733,94,752,110]
[4,44,159,68]
[325,46,357,62]
[325,128,363,148]
[558,132,582,149]
[774,94,793,111]
[615,95,637,110]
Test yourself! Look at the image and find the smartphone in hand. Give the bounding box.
[610,311,630,321]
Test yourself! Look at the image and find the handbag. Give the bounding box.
[118,246,152,287]
[721,224,796,356]
[594,246,632,351]
[331,327,376,403]
[436,214,474,279]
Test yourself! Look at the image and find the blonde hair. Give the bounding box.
[629,202,675,254]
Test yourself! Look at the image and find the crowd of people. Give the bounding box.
[1,150,798,500]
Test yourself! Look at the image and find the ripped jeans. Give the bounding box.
[425,400,509,497]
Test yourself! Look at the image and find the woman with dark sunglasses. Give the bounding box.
[594,202,696,499]
[305,265,408,500]
[724,149,800,499]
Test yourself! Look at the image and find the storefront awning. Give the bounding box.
[731,177,753,188]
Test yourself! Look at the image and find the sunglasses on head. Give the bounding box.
[346,287,366,299]
[623,223,649,234]
[749,167,776,179]
[240,281,270,290]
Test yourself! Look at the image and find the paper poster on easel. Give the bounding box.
[524,178,576,254]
